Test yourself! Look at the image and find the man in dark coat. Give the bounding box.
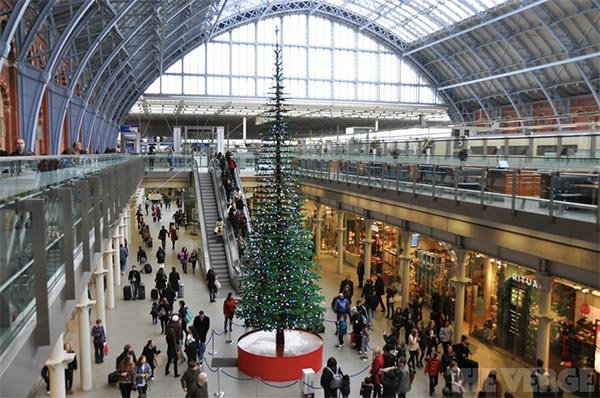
[339,275,354,298]
[192,311,210,364]
[374,273,386,311]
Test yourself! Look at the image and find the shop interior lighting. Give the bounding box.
[591,290,600,297]
[581,288,589,294]
[475,253,481,258]
[573,285,582,290]
[490,258,495,263]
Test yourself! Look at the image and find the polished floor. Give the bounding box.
[34,191,566,398]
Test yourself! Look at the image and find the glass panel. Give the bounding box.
[231,23,255,42]
[183,47,205,74]
[334,50,355,80]
[165,60,182,74]
[207,42,230,75]
[283,47,306,78]
[183,76,204,95]
[0,203,35,352]
[232,44,255,76]
[308,16,331,46]
[333,23,355,49]
[161,75,182,95]
[283,14,306,45]
[308,49,331,79]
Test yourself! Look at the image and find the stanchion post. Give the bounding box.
[208,330,218,355]
[213,367,225,398]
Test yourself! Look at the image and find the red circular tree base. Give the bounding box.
[237,329,323,382]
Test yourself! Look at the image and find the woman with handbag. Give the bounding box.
[118,355,136,398]
[141,340,161,380]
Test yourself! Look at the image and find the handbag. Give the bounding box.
[153,355,161,368]
[103,342,109,356]
[214,279,221,289]
[176,350,182,360]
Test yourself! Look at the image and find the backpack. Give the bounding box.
[382,368,400,392]
[327,367,343,389]
[340,374,351,396]
[338,320,347,335]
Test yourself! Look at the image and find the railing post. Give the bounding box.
[511,169,517,213]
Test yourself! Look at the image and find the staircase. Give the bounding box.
[198,172,232,295]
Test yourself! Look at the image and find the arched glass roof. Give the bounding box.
[223,0,508,44]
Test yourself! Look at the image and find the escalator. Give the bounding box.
[196,171,232,295]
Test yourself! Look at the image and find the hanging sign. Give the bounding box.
[511,273,539,289]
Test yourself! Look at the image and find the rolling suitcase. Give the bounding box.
[144,263,152,274]
[138,283,146,300]
[178,281,184,298]
[151,288,159,301]
[123,285,132,301]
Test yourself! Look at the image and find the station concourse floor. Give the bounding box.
[35,195,550,398]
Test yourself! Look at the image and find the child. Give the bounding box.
[360,376,374,397]
[340,374,351,398]
[336,314,347,349]
[360,325,370,359]
[150,301,159,324]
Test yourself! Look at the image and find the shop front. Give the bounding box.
[468,259,600,395]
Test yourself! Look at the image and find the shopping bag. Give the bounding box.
[103,342,109,356]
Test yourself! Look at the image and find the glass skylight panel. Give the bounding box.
[183,76,203,95]
[283,14,306,45]
[146,78,160,94]
[232,44,255,76]
[161,74,181,95]
[183,47,205,74]
[309,48,331,79]
[283,47,306,78]
[207,42,230,75]
[257,17,279,44]
[334,50,355,80]
[333,24,355,49]
[231,78,255,96]
[231,23,255,42]
[308,16,331,46]
[165,60,182,74]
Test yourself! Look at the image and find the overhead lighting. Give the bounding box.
[592,290,600,297]
[581,288,589,294]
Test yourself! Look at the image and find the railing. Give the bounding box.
[299,158,600,225]
[0,154,133,201]
[208,158,241,291]
[0,156,144,359]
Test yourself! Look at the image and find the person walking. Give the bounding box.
[64,343,77,395]
[91,319,106,364]
[164,327,180,377]
[374,273,386,312]
[156,245,166,268]
[186,372,209,398]
[192,311,210,364]
[119,244,128,275]
[135,355,151,397]
[424,351,442,397]
[223,292,236,337]
[158,226,168,249]
[189,248,199,274]
[369,346,384,398]
[141,339,161,380]
[357,260,365,288]
[206,269,217,302]
[480,369,503,398]
[407,328,420,370]
[181,361,201,397]
[117,355,136,398]
[396,357,412,398]
[169,224,178,250]
[178,247,189,273]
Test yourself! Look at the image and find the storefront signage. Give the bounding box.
[511,273,539,288]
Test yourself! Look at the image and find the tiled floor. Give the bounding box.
[34,189,560,398]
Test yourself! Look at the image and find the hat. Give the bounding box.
[489,370,497,377]
[171,315,179,322]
